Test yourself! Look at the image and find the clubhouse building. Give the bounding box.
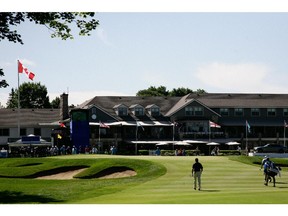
[1,93,288,154]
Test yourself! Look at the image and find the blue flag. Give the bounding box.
[246,120,251,133]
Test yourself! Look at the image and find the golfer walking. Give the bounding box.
[192,158,203,190]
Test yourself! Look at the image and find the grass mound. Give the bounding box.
[0,156,166,203]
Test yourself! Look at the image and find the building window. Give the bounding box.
[151,107,160,116]
[185,107,193,116]
[0,129,9,136]
[135,107,144,116]
[194,107,203,116]
[251,108,260,117]
[34,128,41,136]
[20,128,26,136]
[284,108,288,117]
[118,107,128,116]
[234,108,243,116]
[186,121,205,132]
[91,107,97,114]
[267,108,276,117]
[220,108,229,116]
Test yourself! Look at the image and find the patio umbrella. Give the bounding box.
[155,142,170,146]
[226,141,240,145]
[174,141,191,146]
[207,142,220,155]
[206,142,220,146]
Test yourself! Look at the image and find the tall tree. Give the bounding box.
[7,82,51,108]
[136,86,170,97]
[51,96,60,108]
[0,12,99,86]
[137,86,207,97]
[169,87,194,96]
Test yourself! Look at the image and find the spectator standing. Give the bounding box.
[192,158,203,190]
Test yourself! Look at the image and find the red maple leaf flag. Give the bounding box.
[59,122,66,128]
[18,60,35,81]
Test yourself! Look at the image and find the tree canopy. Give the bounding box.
[136,86,207,97]
[0,68,9,89]
[7,82,51,108]
[0,12,99,87]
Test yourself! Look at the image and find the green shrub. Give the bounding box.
[138,150,149,155]
[219,150,241,155]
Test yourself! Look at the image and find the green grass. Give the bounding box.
[1,155,288,204]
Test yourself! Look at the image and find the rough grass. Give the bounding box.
[1,155,288,204]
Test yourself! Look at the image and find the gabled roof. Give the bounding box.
[75,93,288,122]
[76,96,179,122]
[0,109,60,127]
[113,104,127,109]
[129,104,143,109]
[165,94,221,117]
[186,93,288,108]
[145,104,159,109]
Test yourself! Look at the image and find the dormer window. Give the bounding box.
[135,107,144,116]
[130,104,144,116]
[146,104,160,116]
[119,107,128,116]
[113,104,128,116]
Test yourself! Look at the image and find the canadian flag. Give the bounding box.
[18,60,35,81]
[209,121,221,128]
[100,122,110,128]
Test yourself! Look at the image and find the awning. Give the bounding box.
[183,140,208,144]
[89,121,173,126]
[129,141,173,144]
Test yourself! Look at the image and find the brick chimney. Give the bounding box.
[60,93,69,120]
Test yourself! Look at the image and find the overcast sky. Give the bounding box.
[1,1,288,107]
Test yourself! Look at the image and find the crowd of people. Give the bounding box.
[6,144,118,157]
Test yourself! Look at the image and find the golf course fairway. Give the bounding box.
[1,154,288,204]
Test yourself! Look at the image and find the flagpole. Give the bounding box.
[98,121,101,144]
[173,123,175,142]
[209,122,211,142]
[284,120,286,147]
[245,121,248,155]
[17,60,20,138]
[135,122,138,155]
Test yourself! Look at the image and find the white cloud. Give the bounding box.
[194,62,288,93]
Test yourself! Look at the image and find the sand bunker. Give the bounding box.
[98,170,136,179]
[36,168,87,180]
[36,168,136,180]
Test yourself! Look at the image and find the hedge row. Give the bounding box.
[138,149,241,156]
